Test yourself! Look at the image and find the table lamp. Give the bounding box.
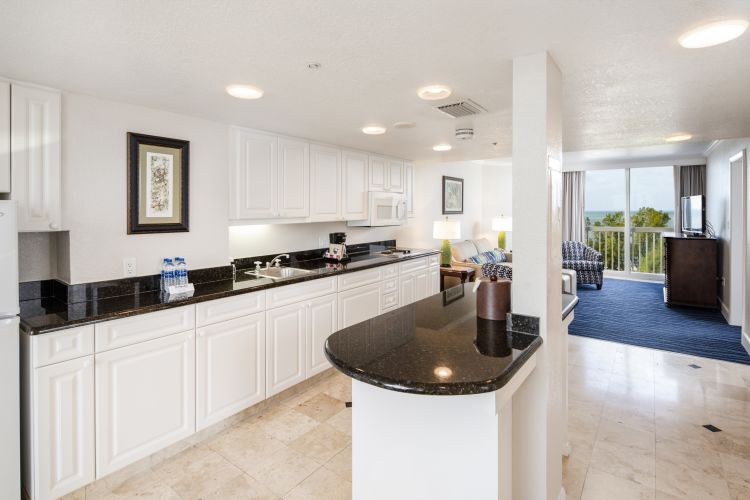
[433,218,461,267]
[492,215,512,250]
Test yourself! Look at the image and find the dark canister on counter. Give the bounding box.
[475,317,512,357]
[475,275,511,320]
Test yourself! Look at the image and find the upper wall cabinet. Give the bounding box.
[405,161,415,218]
[309,144,341,221]
[10,84,62,231]
[230,128,309,221]
[342,150,369,220]
[368,155,404,193]
[0,81,9,194]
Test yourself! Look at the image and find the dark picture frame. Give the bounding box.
[127,132,190,234]
[442,176,464,215]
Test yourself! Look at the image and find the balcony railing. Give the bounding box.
[585,226,673,274]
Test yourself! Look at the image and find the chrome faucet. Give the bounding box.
[267,254,290,268]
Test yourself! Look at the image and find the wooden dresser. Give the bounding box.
[663,233,718,309]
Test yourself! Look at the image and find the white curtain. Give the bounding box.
[673,165,706,232]
[562,171,586,242]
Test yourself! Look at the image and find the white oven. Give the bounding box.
[348,192,407,227]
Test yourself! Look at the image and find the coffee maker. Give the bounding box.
[324,232,349,261]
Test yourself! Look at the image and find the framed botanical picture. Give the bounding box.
[127,132,189,234]
[442,176,464,215]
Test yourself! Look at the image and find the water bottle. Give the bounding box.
[175,257,188,286]
[162,258,175,291]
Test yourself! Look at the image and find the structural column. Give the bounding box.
[510,52,564,500]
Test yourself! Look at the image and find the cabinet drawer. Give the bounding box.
[381,290,399,312]
[265,276,336,310]
[196,291,265,327]
[33,325,95,367]
[381,277,398,294]
[428,254,440,267]
[399,257,428,275]
[381,264,398,279]
[95,306,195,352]
[337,267,382,291]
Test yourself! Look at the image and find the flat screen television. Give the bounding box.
[681,195,705,235]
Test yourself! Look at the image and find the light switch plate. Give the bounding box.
[123,257,137,277]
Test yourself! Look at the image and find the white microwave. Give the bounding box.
[348,192,407,227]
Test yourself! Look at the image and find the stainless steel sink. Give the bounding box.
[245,267,314,280]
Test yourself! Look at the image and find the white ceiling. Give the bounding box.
[1,0,749,163]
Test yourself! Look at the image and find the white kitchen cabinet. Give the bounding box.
[310,144,342,221]
[306,294,337,378]
[368,155,388,191]
[342,150,369,220]
[277,137,309,218]
[196,312,265,431]
[33,356,95,500]
[429,266,441,295]
[414,269,430,301]
[405,161,415,218]
[387,159,405,193]
[95,331,195,477]
[266,303,306,396]
[0,81,9,193]
[338,282,382,328]
[399,272,417,306]
[10,83,62,231]
[230,128,278,219]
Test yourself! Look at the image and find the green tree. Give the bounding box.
[631,207,671,228]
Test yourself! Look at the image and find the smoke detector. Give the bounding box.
[455,128,474,140]
[435,99,486,118]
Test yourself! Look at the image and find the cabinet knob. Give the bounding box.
[49,222,59,230]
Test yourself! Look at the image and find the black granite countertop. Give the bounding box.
[20,248,439,335]
[324,284,544,396]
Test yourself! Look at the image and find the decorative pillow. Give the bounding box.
[468,251,498,264]
[492,249,507,262]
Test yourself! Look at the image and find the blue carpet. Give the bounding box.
[570,278,750,365]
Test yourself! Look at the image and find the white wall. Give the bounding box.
[399,161,511,251]
[706,138,750,325]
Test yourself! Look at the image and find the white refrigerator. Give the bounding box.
[0,200,20,499]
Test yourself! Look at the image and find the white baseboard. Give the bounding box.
[742,330,750,357]
[719,298,731,323]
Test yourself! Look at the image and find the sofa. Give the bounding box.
[562,240,603,289]
[450,238,577,295]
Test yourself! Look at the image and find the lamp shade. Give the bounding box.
[433,220,461,240]
[492,215,513,232]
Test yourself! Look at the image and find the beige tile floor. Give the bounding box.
[67,335,750,499]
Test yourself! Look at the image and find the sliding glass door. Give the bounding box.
[584,167,674,279]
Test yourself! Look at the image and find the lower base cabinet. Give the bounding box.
[306,294,337,377]
[196,312,265,431]
[33,356,95,500]
[338,282,382,328]
[400,266,440,306]
[95,331,195,477]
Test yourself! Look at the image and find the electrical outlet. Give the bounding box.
[123,257,137,277]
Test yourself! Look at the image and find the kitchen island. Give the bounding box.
[325,284,558,500]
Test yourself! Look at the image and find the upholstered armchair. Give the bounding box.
[562,241,604,289]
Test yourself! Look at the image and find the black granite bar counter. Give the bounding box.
[325,284,544,396]
[20,248,439,335]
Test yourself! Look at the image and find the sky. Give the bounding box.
[584,166,675,212]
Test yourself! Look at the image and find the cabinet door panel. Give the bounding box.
[405,162,415,218]
[278,138,309,218]
[387,159,404,193]
[368,155,387,191]
[11,84,62,231]
[96,331,195,477]
[429,266,441,296]
[414,269,430,301]
[310,145,341,221]
[35,357,95,500]
[399,273,416,306]
[0,81,9,193]
[338,282,382,328]
[197,313,265,430]
[231,129,277,219]
[266,304,306,396]
[342,150,368,220]
[306,294,337,378]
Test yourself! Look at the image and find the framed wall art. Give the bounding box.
[442,175,464,215]
[127,132,189,234]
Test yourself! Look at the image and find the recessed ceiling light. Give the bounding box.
[393,121,416,129]
[433,143,452,152]
[665,133,693,142]
[678,20,748,48]
[362,125,386,135]
[226,84,264,99]
[417,85,452,101]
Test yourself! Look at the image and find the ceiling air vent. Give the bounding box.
[435,99,487,118]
